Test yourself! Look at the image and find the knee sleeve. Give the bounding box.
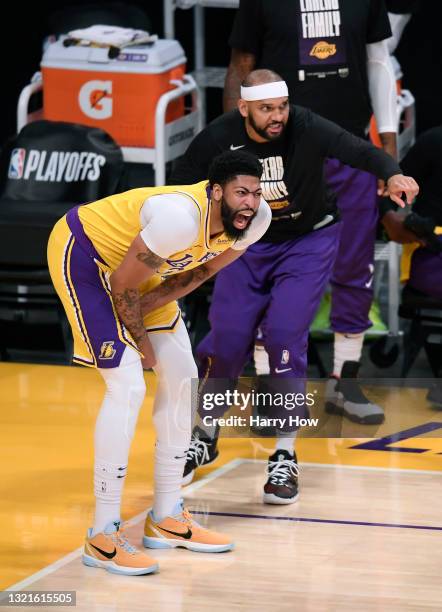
[149,320,196,450]
[94,346,145,501]
[96,346,146,459]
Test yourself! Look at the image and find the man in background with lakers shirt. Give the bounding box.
[47,150,271,575]
[225,0,399,422]
[170,70,418,503]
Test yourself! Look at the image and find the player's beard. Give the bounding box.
[248,112,286,141]
[220,198,257,240]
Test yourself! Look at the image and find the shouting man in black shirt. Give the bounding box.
[171,70,418,503]
[226,0,399,425]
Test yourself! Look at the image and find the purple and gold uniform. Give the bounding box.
[47,182,239,368]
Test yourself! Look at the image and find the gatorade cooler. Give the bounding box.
[41,38,186,147]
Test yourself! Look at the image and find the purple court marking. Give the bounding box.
[350,422,442,453]
[190,510,442,532]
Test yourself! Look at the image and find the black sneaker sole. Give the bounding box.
[325,401,385,425]
[263,491,299,505]
[182,450,219,486]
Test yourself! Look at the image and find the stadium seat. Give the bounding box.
[0,120,123,361]
[399,284,442,377]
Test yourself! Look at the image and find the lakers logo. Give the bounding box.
[309,41,336,60]
[269,200,290,210]
[99,341,116,360]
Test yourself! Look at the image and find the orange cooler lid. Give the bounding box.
[41,37,186,74]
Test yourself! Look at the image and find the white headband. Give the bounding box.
[240,81,289,101]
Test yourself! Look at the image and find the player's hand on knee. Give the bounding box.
[138,334,157,370]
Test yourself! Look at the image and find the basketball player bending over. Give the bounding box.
[48,151,271,575]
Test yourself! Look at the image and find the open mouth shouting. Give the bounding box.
[267,122,283,136]
[233,208,256,229]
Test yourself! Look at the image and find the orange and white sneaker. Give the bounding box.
[143,501,234,553]
[83,520,159,575]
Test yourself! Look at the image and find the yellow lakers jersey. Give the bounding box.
[77,181,236,276]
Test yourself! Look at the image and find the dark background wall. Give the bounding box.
[0,1,440,145]
[0,1,236,144]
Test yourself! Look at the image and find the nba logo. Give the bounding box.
[281,350,290,364]
[8,148,26,179]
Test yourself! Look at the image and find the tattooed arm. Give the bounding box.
[223,49,256,112]
[110,235,165,369]
[140,247,246,316]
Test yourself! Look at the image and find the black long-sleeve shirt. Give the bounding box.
[170,105,402,243]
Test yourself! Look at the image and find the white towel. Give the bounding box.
[67,25,157,48]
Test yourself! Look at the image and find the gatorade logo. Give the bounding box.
[78,80,113,120]
[8,148,106,182]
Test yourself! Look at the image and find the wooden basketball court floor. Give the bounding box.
[1,362,442,610]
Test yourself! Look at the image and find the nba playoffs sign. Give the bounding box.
[2,120,123,202]
[8,148,106,183]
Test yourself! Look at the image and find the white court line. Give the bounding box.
[182,457,244,492]
[241,457,442,476]
[2,458,243,594]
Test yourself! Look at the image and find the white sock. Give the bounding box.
[152,443,187,522]
[333,332,364,377]
[92,348,146,536]
[93,460,126,535]
[149,320,196,522]
[254,344,270,376]
[275,431,297,455]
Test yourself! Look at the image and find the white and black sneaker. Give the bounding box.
[325,360,385,425]
[182,426,219,486]
[263,449,299,505]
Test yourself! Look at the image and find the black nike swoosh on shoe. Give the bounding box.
[90,543,117,559]
[158,526,193,540]
[174,455,186,459]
